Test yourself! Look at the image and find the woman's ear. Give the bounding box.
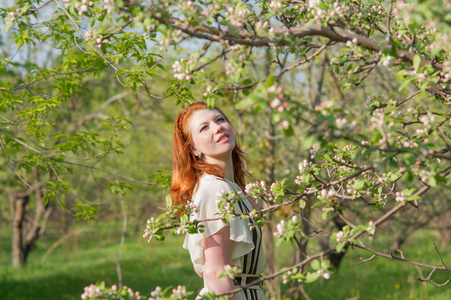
[190,145,200,157]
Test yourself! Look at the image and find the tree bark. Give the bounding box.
[262,49,281,300]
[10,180,48,268]
[12,193,28,268]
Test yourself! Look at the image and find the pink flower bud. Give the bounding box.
[282,120,290,130]
[270,99,281,108]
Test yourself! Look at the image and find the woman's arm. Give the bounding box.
[203,226,237,300]
[194,266,203,277]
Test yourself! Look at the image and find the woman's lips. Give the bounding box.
[217,133,229,143]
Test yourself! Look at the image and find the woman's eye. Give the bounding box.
[200,125,208,132]
[217,117,225,122]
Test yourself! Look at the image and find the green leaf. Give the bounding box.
[311,259,320,270]
[405,171,414,183]
[305,272,320,283]
[115,69,128,76]
[402,153,416,166]
[413,54,421,70]
[282,125,294,137]
[336,243,346,253]
[299,200,306,209]
[353,180,365,190]
[265,75,276,89]
[428,176,437,187]
[4,22,13,33]
[235,98,254,110]
[398,79,412,92]
[242,79,253,86]
[435,175,447,184]
[341,82,351,91]
[57,199,66,211]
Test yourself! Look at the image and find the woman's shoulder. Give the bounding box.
[197,173,231,191]
[193,174,232,200]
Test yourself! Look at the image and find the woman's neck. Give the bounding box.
[205,154,235,182]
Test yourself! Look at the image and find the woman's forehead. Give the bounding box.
[189,109,223,127]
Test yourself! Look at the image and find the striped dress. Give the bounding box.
[183,173,265,300]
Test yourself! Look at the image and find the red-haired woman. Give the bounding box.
[170,102,265,300]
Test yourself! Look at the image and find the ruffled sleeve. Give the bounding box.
[183,174,255,273]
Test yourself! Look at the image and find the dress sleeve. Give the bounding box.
[183,178,255,273]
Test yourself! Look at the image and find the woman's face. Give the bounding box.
[189,108,236,164]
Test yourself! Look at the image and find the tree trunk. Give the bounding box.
[10,179,48,268]
[12,194,28,268]
[262,49,280,300]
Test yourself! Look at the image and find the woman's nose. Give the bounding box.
[212,122,223,133]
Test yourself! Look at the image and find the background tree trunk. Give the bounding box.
[9,176,49,268]
[11,193,28,267]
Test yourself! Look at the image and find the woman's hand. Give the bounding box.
[203,226,237,300]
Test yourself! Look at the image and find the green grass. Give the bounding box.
[0,221,202,300]
[1,222,450,300]
[277,231,451,300]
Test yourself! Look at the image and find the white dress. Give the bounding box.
[183,173,265,300]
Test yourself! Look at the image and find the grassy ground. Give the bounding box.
[0,221,201,300]
[0,222,450,300]
[277,231,451,300]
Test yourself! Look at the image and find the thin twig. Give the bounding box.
[396,90,421,107]
[117,194,128,288]
[276,43,328,79]
[29,0,54,14]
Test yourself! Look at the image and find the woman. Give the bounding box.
[170,102,265,300]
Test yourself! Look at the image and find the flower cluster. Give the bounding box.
[366,221,376,236]
[282,270,292,284]
[382,55,393,67]
[244,181,265,195]
[318,189,335,202]
[185,201,199,215]
[226,5,250,29]
[254,20,269,31]
[419,114,434,126]
[4,8,21,22]
[143,217,157,242]
[308,1,345,20]
[172,59,192,81]
[81,284,100,299]
[84,30,105,48]
[102,0,114,14]
[273,215,301,239]
[220,264,241,279]
[149,286,162,300]
[268,1,283,10]
[335,230,346,243]
[395,191,406,202]
[171,285,187,299]
[268,85,285,110]
[71,0,95,16]
[274,219,286,238]
[295,160,311,184]
[81,283,141,300]
[316,269,331,279]
[314,100,333,112]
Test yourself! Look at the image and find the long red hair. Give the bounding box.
[169,102,247,212]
